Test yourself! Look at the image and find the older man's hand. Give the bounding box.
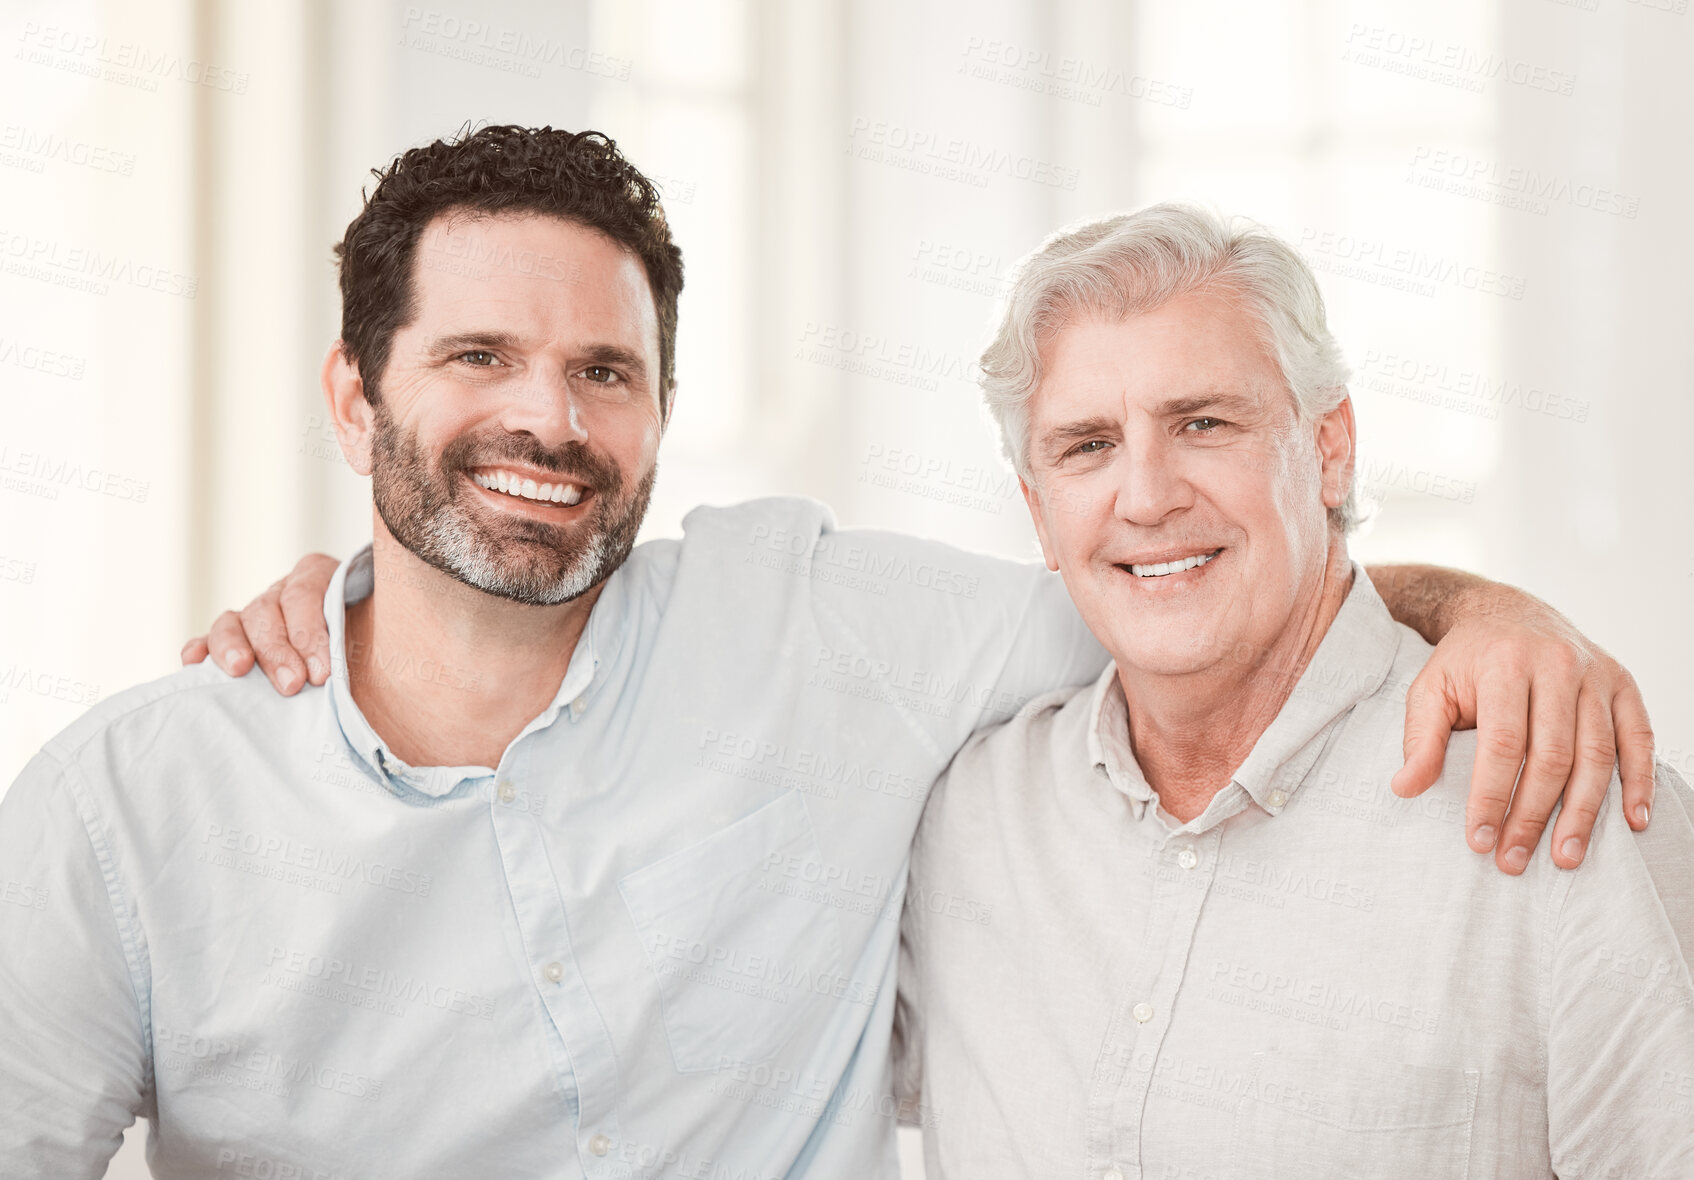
[180,553,340,695]
[1389,581,1656,875]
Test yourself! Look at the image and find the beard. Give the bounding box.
[368,405,655,606]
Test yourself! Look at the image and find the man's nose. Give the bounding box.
[1112,436,1193,525]
[497,369,590,449]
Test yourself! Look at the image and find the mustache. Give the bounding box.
[440,430,622,493]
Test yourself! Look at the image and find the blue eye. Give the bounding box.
[1071,440,1110,455]
[1185,417,1224,431]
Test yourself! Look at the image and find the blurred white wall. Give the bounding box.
[0,0,1688,1175]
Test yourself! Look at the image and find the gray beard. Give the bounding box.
[368,407,656,606]
[413,501,613,604]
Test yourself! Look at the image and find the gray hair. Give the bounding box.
[979,203,1360,532]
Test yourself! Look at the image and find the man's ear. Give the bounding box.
[1019,475,1061,572]
[660,381,677,431]
[1316,392,1356,512]
[322,342,377,476]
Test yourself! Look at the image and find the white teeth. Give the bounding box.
[471,470,583,506]
[1129,550,1218,578]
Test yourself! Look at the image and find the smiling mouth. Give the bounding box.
[1121,548,1223,579]
[470,468,587,507]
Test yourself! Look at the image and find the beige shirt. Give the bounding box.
[895,567,1694,1180]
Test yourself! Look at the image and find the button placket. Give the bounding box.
[487,745,626,1177]
[1101,826,1223,1178]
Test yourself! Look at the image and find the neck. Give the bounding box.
[1121,541,1353,823]
[342,520,601,769]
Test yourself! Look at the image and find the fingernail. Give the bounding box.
[278,667,301,693]
[1560,837,1584,864]
[1635,804,1650,828]
[1504,846,1529,872]
[223,655,243,676]
[1472,825,1496,851]
[306,656,327,682]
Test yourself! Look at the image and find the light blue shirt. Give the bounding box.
[0,497,1103,1179]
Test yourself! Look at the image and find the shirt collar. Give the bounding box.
[323,544,631,800]
[1086,664,1156,811]
[1088,562,1403,819]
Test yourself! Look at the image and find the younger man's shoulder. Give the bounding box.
[38,660,308,769]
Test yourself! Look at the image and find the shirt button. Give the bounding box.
[544,961,564,983]
[588,1132,611,1156]
[1104,1170,1125,1180]
[1177,846,1198,870]
[1267,788,1288,808]
[497,781,516,803]
[1132,1002,1154,1024]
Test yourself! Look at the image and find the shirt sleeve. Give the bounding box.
[800,509,1107,728]
[981,563,1107,726]
[1545,764,1694,1175]
[0,752,149,1178]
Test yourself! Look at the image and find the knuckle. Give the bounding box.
[1562,793,1603,826]
[1465,801,1507,827]
[1490,639,1532,672]
[1478,728,1528,761]
[1525,739,1576,776]
[1575,735,1616,766]
[1539,646,1581,679]
[1617,715,1657,745]
[254,643,296,669]
[1505,800,1554,829]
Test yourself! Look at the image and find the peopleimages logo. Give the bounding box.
[16,22,249,93]
[0,124,136,176]
[0,445,150,503]
[957,35,1194,109]
[1406,147,1640,219]
[1341,24,1577,96]
[846,118,1079,191]
[1299,228,1527,301]
[398,7,632,80]
[0,227,197,298]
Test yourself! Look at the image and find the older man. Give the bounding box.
[893,206,1694,1178]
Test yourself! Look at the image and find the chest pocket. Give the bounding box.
[619,789,845,1073]
[1228,1048,1479,1179]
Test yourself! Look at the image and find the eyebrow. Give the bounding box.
[426,330,526,357]
[1036,415,1120,460]
[1153,391,1262,418]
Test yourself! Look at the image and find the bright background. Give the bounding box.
[0,0,1689,1175]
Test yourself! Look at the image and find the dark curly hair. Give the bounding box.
[334,124,684,413]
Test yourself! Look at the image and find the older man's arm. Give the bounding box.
[1369,563,1656,876]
